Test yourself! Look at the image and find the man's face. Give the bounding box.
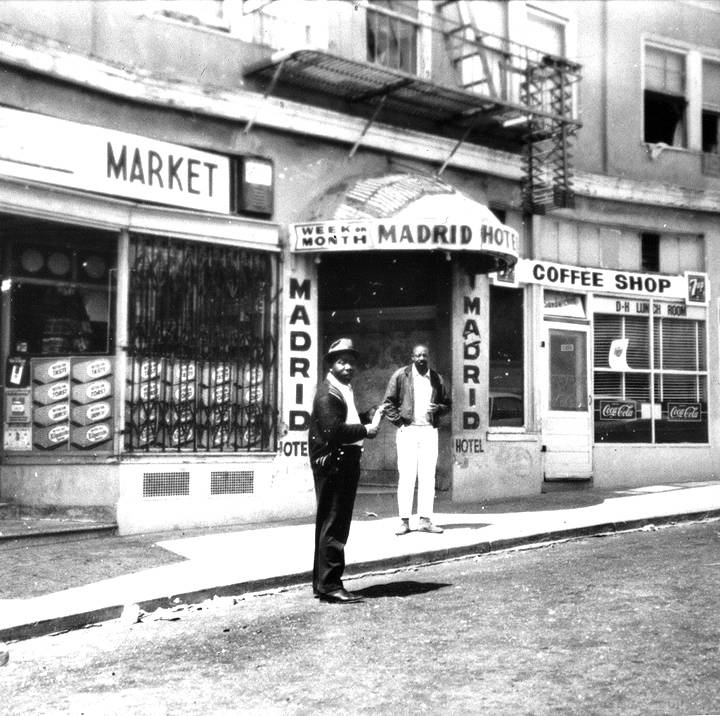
[411,346,429,374]
[330,353,357,384]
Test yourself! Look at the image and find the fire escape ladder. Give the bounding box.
[522,56,578,214]
[440,0,499,98]
[436,0,509,172]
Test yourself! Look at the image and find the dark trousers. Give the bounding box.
[312,445,362,594]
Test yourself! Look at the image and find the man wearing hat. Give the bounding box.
[308,338,383,604]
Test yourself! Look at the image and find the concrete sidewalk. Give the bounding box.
[2,480,720,643]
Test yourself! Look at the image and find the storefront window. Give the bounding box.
[8,237,115,356]
[125,235,278,453]
[593,299,707,443]
[489,285,524,427]
[2,219,117,453]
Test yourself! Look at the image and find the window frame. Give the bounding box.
[643,42,688,148]
[642,37,720,154]
[593,299,708,444]
[702,58,720,154]
[365,0,423,75]
[488,284,526,431]
[525,4,568,58]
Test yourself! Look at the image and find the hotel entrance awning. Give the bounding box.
[289,174,518,274]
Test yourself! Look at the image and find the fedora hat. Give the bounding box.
[324,338,359,362]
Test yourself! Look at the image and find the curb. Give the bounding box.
[2,508,719,644]
[0,524,117,546]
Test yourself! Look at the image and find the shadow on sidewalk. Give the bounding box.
[354,580,451,599]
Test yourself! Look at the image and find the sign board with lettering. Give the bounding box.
[666,402,702,422]
[0,107,230,214]
[278,257,317,463]
[289,219,519,268]
[598,400,637,421]
[495,259,709,304]
[593,296,705,320]
[2,355,115,454]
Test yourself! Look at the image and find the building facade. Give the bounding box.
[0,0,717,534]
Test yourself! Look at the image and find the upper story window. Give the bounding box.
[640,232,660,272]
[526,6,566,57]
[644,45,687,147]
[523,6,574,123]
[366,0,420,73]
[702,59,720,154]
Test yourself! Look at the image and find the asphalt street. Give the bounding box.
[3,519,719,715]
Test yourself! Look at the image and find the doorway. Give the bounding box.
[541,321,593,480]
[317,251,452,487]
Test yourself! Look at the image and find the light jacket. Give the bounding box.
[382,365,451,428]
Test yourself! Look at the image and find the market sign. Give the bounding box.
[0,107,230,214]
[289,219,519,265]
[497,259,708,304]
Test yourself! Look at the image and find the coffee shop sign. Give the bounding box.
[290,219,519,258]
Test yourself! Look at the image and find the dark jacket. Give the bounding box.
[308,379,370,474]
[382,365,451,428]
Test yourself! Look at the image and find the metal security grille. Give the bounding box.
[210,470,254,495]
[143,471,190,497]
[125,235,278,453]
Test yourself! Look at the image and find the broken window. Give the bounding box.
[644,46,686,147]
[702,60,720,153]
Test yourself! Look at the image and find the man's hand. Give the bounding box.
[365,423,380,439]
[365,405,384,438]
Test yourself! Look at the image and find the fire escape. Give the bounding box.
[439,0,581,213]
[242,0,582,214]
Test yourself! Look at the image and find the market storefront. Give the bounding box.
[0,107,285,533]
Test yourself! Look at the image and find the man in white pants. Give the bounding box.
[382,344,451,535]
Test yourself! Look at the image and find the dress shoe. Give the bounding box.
[417,518,443,534]
[317,588,364,604]
[395,519,411,536]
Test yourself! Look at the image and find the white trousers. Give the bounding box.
[396,425,438,519]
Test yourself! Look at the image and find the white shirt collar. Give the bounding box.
[327,372,363,445]
[327,371,353,396]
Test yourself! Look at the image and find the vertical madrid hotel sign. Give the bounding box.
[0,106,230,213]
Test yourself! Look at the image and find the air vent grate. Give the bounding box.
[210,470,254,495]
[143,471,190,498]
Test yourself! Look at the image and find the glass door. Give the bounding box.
[542,323,593,480]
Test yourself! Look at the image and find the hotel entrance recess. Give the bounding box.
[317,251,452,488]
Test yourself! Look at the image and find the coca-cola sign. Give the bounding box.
[599,400,636,421]
[667,402,702,422]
